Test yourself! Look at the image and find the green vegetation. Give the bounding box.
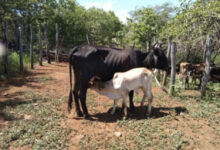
[0,50,38,80]
[1,0,219,65]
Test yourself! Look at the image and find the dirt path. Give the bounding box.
[1,62,219,150]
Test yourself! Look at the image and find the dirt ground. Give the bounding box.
[0,62,219,150]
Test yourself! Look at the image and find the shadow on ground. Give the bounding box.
[72,106,188,123]
[0,72,47,95]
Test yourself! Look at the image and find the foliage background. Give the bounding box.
[0,0,219,68]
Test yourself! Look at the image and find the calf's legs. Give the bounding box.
[129,91,135,110]
[122,94,128,120]
[140,91,153,114]
[111,99,119,115]
[147,90,153,114]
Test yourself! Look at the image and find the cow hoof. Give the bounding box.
[84,114,91,119]
[129,106,136,112]
[77,112,83,117]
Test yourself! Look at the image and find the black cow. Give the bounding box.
[68,44,169,118]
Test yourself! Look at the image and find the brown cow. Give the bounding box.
[179,62,205,89]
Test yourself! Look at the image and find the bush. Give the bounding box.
[0,50,38,80]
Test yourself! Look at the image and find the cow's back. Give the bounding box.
[71,45,139,81]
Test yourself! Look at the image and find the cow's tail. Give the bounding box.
[68,47,78,113]
[152,71,168,94]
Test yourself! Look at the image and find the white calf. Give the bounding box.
[89,67,153,119]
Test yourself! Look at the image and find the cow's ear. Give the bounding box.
[152,42,161,50]
[152,42,157,50]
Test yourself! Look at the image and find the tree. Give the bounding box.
[160,0,220,64]
[86,8,123,46]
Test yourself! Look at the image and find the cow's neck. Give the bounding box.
[139,51,149,67]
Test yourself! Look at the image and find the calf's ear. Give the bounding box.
[113,74,123,89]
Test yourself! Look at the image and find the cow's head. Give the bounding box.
[143,43,170,72]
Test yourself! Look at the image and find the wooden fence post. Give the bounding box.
[38,24,43,66]
[30,24,34,69]
[162,37,171,86]
[19,25,24,72]
[14,19,19,51]
[55,23,59,62]
[146,32,151,52]
[45,22,50,64]
[201,35,212,97]
[169,42,176,96]
[3,21,9,74]
[86,34,90,45]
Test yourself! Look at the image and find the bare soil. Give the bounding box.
[0,62,219,150]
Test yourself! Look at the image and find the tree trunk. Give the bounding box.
[201,35,213,97]
[146,32,151,52]
[162,37,171,86]
[55,23,59,62]
[19,25,24,72]
[86,34,90,45]
[45,22,50,64]
[38,24,43,66]
[30,24,34,69]
[153,36,157,44]
[3,21,9,74]
[14,19,19,51]
[132,42,136,49]
[185,45,190,62]
[169,42,176,96]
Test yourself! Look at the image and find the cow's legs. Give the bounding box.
[79,83,89,118]
[73,84,83,117]
[129,91,135,110]
[185,76,189,89]
[111,99,119,115]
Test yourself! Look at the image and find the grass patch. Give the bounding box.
[78,132,129,150]
[117,119,189,150]
[0,91,71,150]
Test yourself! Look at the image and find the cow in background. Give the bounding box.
[178,62,191,89]
[210,67,220,82]
[179,62,205,89]
[68,44,169,118]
